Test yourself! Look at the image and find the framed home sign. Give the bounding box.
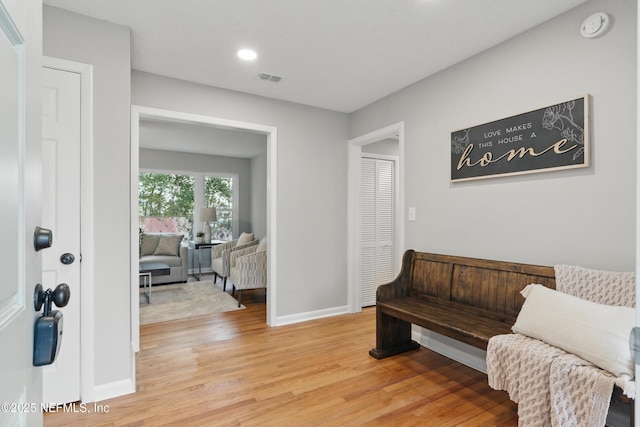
[450,95,590,182]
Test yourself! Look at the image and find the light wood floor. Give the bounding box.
[44,283,517,427]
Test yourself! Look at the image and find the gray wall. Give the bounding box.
[362,138,399,156]
[139,148,254,234]
[43,7,132,390]
[132,71,350,317]
[350,0,637,271]
[251,151,268,239]
[42,0,637,400]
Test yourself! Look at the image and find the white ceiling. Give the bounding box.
[43,0,590,114]
[140,119,267,158]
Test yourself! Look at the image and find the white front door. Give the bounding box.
[41,66,82,404]
[0,0,43,425]
[360,156,395,307]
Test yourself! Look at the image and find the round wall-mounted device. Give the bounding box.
[580,12,610,39]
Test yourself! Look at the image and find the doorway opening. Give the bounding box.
[130,106,278,357]
[347,122,405,312]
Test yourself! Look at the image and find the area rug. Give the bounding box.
[140,280,244,325]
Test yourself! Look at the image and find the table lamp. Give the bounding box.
[199,207,217,243]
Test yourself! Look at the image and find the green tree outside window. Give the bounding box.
[139,172,194,235]
[139,173,234,241]
[205,176,233,241]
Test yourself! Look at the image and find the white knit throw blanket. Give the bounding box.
[487,333,615,427]
[554,264,635,308]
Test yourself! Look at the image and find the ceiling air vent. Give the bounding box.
[257,73,283,83]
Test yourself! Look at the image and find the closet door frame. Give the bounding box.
[347,122,405,313]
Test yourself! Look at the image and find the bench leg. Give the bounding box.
[369,309,420,359]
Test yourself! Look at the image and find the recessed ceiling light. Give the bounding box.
[237,49,257,61]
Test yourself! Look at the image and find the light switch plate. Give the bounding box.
[408,207,416,221]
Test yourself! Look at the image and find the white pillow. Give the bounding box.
[236,232,254,246]
[512,284,635,378]
[256,238,267,252]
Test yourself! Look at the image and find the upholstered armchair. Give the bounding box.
[229,238,267,307]
[211,232,258,291]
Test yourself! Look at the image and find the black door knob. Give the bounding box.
[34,283,70,313]
[60,253,75,265]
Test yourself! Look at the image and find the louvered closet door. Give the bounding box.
[360,157,395,307]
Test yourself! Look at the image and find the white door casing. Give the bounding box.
[360,156,396,307]
[131,105,278,357]
[635,0,640,417]
[41,66,82,404]
[0,0,43,425]
[347,122,405,313]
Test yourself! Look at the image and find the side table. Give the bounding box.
[190,240,223,280]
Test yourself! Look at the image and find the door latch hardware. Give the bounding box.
[33,283,70,366]
[60,253,75,265]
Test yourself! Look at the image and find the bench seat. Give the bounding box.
[369,250,556,360]
[378,296,513,350]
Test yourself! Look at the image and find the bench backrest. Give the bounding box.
[406,251,556,323]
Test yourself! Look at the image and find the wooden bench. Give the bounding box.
[369,250,556,359]
[369,250,633,423]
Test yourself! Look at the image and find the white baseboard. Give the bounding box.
[274,305,350,326]
[91,378,135,403]
[412,327,487,373]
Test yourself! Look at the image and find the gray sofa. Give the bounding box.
[139,233,188,284]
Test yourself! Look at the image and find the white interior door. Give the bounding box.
[360,156,395,307]
[0,1,43,425]
[41,66,82,404]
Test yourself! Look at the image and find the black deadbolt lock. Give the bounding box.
[34,226,53,251]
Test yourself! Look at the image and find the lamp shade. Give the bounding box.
[200,207,217,222]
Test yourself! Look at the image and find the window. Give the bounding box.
[138,172,194,236]
[138,171,236,241]
[205,176,233,241]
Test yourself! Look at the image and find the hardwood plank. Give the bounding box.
[44,290,517,426]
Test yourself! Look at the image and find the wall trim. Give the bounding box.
[92,378,135,403]
[275,305,350,326]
